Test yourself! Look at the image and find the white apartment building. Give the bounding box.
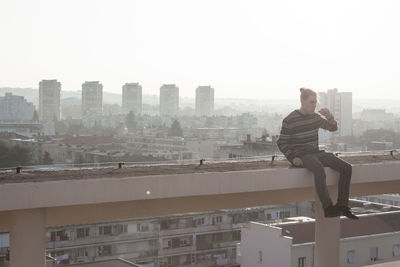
[240,211,400,267]
[82,81,103,115]
[39,79,61,122]
[160,84,179,116]
[0,93,35,121]
[122,83,142,115]
[195,86,214,117]
[318,88,352,142]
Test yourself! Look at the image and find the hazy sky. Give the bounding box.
[1,0,399,99]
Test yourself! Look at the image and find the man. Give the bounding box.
[277,88,358,219]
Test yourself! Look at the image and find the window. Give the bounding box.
[180,238,190,246]
[161,220,170,230]
[191,254,196,264]
[50,230,69,241]
[196,218,205,225]
[77,248,88,257]
[159,257,172,267]
[393,244,400,257]
[347,250,355,263]
[258,250,263,264]
[212,216,222,224]
[213,233,223,242]
[77,228,89,238]
[113,224,126,235]
[298,257,306,267]
[98,245,112,256]
[370,247,378,261]
[99,225,112,235]
[249,212,259,219]
[279,211,285,219]
[139,223,149,232]
[163,240,172,249]
[232,231,241,241]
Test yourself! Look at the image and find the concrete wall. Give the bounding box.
[291,244,314,267]
[241,222,292,267]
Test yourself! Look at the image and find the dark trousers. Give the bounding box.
[299,151,352,208]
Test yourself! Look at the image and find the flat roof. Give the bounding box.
[276,211,400,244]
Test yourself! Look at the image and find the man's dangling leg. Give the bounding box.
[318,152,358,220]
[301,154,333,209]
[318,152,352,206]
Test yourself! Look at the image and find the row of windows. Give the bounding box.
[51,208,292,240]
[296,244,400,267]
[50,224,129,241]
[347,245,400,263]
[159,250,230,267]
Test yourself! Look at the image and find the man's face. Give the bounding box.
[301,95,317,114]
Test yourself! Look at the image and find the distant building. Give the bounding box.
[217,134,277,159]
[240,211,400,267]
[318,88,352,141]
[0,122,47,138]
[39,79,61,122]
[367,141,394,151]
[0,93,35,121]
[352,109,397,137]
[122,83,142,114]
[360,109,395,122]
[160,84,179,116]
[356,194,400,207]
[82,81,103,115]
[128,135,192,160]
[195,86,214,117]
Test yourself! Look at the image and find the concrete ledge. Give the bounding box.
[0,161,399,230]
[1,161,399,211]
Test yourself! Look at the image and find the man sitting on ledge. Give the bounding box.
[277,87,358,220]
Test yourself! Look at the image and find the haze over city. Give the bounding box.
[3,1,400,267]
[1,0,400,99]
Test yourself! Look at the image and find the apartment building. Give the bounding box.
[44,204,299,266]
[39,79,61,122]
[241,211,400,267]
[82,81,103,115]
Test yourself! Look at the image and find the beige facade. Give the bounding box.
[241,212,400,267]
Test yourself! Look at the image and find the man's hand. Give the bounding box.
[292,157,303,166]
[318,108,333,119]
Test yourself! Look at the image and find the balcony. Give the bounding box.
[1,153,400,267]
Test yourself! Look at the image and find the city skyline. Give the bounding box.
[1,0,400,100]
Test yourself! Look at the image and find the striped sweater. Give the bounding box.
[277,109,338,163]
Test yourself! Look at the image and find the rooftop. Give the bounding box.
[276,210,400,244]
[0,153,399,184]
